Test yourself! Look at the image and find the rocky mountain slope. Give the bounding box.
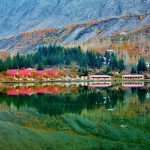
[0,14,149,54]
[0,0,149,65]
[0,0,150,37]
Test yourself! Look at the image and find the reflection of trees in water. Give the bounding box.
[130,87,148,104]
[137,88,148,103]
[0,86,148,115]
[131,88,137,95]
[105,88,125,108]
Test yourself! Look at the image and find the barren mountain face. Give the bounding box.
[0,0,149,37]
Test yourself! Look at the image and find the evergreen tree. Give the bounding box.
[131,66,137,74]
[0,59,4,71]
[80,56,88,68]
[109,53,118,70]
[106,66,111,73]
[104,51,110,64]
[95,53,103,68]
[118,58,125,71]
[137,57,147,73]
[37,60,44,70]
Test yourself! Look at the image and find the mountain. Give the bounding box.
[0,0,150,66]
[0,0,150,37]
[0,14,149,53]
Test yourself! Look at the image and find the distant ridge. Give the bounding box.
[0,14,149,54]
[0,0,149,37]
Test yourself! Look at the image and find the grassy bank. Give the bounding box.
[0,103,150,150]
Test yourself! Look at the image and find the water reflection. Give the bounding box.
[89,82,112,88]
[0,82,149,115]
[122,81,144,87]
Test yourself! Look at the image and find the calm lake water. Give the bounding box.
[0,82,150,150]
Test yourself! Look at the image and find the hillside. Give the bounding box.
[0,0,149,66]
[0,14,149,54]
[0,0,150,37]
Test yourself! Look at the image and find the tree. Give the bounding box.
[131,66,137,74]
[80,56,88,68]
[37,61,44,70]
[86,51,96,67]
[106,66,111,73]
[118,58,125,71]
[137,57,147,73]
[95,53,103,69]
[109,53,118,70]
[104,51,110,64]
[65,56,71,65]
[0,59,4,71]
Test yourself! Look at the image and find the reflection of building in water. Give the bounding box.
[7,86,59,96]
[122,82,144,87]
[89,82,112,88]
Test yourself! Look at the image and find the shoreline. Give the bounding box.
[0,79,150,84]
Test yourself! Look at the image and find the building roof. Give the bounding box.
[36,70,47,76]
[89,74,111,78]
[26,68,35,71]
[47,69,58,76]
[19,69,31,76]
[6,69,19,76]
[122,74,144,77]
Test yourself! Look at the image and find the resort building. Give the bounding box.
[36,70,47,76]
[19,69,32,79]
[122,74,144,80]
[47,69,58,76]
[6,69,19,79]
[88,74,112,80]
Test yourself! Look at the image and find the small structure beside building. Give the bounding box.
[146,62,150,69]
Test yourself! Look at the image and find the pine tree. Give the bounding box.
[109,53,118,70]
[37,60,44,70]
[118,58,125,71]
[131,66,137,74]
[137,57,147,73]
[104,51,110,64]
[80,56,88,68]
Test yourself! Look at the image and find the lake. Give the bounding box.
[0,82,150,150]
